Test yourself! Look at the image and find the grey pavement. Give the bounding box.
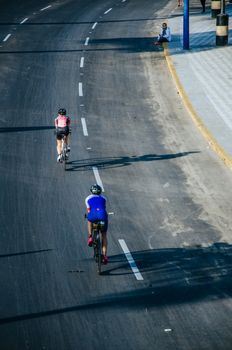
[167,2,232,162]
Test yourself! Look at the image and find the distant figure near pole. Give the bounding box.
[154,23,171,45]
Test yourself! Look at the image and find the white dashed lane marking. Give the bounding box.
[20,18,28,24]
[118,239,144,281]
[79,82,83,97]
[40,5,52,11]
[92,22,98,30]
[80,57,84,68]
[81,118,88,136]
[92,167,105,192]
[84,37,90,46]
[3,34,11,42]
[104,8,112,14]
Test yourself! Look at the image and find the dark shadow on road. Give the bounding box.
[0,126,55,133]
[66,151,200,171]
[1,242,232,324]
[0,249,53,259]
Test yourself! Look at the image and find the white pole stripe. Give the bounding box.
[92,22,98,29]
[81,118,88,136]
[104,8,112,14]
[84,37,90,46]
[80,57,84,68]
[20,18,28,24]
[92,167,105,192]
[118,239,144,281]
[79,82,83,97]
[3,34,11,42]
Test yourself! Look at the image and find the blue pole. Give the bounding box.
[183,0,189,49]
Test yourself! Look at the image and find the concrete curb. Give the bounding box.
[163,42,232,169]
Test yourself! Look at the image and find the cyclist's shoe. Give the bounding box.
[67,146,71,153]
[102,255,108,265]
[57,154,62,163]
[88,237,93,247]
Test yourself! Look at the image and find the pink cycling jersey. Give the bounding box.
[55,115,71,128]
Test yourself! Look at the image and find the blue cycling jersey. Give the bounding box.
[85,194,108,222]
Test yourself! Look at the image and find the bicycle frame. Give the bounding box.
[60,136,68,170]
[92,221,105,275]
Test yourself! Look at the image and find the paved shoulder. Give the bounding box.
[166,3,232,166]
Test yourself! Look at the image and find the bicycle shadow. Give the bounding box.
[65,151,200,171]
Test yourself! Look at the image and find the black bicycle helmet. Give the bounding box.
[90,184,102,195]
[58,108,67,115]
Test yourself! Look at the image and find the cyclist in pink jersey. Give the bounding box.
[54,108,71,162]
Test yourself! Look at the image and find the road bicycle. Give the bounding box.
[55,128,71,171]
[59,136,69,171]
[92,221,105,275]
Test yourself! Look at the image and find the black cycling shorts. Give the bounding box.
[56,126,69,140]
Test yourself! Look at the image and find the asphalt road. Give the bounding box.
[1,0,232,349]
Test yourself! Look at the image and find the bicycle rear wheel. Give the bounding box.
[97,236,102,275]
[62,149,66,171]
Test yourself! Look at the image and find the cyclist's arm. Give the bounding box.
[55,117,58,128]
[67,117,71,126]
[85,197,91,213]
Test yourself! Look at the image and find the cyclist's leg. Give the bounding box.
[56,129,63,155]
[56,139,62,155]
[87,220,93,246]
[87,220,93,237]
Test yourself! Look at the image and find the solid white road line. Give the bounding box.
[118,239,144,281]
[79,82,83,97]
[84,37,90,46]
[92,167,105,192]
[20,18,28,24]
[81,118,88,136]
[104,8,112,14]
[3,34,11,42]
[80,57,84,68]
[92,22,98,29]
[40,5,52,11]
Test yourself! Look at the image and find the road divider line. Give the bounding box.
[79,82,83,97]
[3,34,11,42]
[80,57,84,68]
[40,5,52,11]
[118,239,144,281]
[92,167,105,192]
[104,8,112,14]
[92,22,98,29]
[84,37,90,46]
[81,118,88,136]
[20,18,28,24]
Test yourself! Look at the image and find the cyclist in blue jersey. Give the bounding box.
[85,184,108,264]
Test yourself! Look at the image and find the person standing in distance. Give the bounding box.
[54,108,71,162]
[85,184,109,265]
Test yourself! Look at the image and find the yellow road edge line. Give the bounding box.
[163,43,232,169]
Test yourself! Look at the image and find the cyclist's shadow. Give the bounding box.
[65,151,200,171]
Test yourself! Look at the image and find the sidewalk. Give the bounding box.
[166,2,232,167]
